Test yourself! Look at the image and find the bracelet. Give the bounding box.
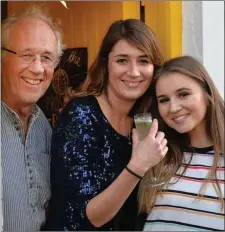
[125,166,143,180]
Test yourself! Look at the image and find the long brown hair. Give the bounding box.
[69,19,163,114]
[138,55,225,212]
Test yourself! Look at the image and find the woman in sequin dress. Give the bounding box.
[43,19,168,231]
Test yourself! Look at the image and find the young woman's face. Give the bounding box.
[156,72,208,135]
[107,39,154,103]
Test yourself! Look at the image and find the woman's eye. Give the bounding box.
[158,98,168,104]
[116,59,127,64]
[139,59,149,64]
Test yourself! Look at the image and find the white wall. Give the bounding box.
[182,1,224,99]
[182,1,203,61]
[202,1,224,98]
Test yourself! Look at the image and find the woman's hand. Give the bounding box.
[127,119,168,177]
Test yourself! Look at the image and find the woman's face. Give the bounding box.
[156,72,208,136]
[107,39,154,103]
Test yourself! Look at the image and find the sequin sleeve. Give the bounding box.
[45,99,111,231]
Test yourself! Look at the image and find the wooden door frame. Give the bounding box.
[1,1,8,21]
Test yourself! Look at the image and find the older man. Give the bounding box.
[1,6,65,231]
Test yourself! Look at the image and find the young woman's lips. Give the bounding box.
[173,114,189,124]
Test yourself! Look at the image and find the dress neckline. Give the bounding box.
[92,95,132,140]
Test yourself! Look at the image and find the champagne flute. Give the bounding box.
[134,113,166,187]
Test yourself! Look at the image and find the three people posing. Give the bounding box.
[2,6,224,231]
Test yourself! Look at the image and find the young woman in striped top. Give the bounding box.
[138,56,224,231]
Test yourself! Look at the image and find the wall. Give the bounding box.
[8,1,139,68]
[202,1,224,98]
[182,1,203,61]
[182,1,224,98]
[8,1,182,65]
[143,1,182,60]
[122,1,140,19]
[8,1,127,67]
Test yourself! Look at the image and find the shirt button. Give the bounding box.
[27,162,30,166]
[29,170,32,173]
[44,200,49,209]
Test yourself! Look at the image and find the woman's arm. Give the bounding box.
[86,166,140,227]
[86,119,168,227]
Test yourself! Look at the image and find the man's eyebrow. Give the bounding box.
[18,48,54,55]
[157,88,191,99]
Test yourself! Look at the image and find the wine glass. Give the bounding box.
[134,113,166,187]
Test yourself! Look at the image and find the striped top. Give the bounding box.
[1,101,52,231]
[143,146,225,231]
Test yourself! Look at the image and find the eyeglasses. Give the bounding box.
[1,47,58,68]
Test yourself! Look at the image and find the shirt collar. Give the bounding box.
[1,101,40,121]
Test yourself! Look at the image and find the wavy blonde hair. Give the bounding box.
[138,55,225,213]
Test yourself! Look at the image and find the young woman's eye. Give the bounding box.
[116,59,127,64]
[180,92,189,98]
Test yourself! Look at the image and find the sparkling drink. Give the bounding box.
[134,113,152,140]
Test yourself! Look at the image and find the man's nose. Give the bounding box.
[28,57,45,74]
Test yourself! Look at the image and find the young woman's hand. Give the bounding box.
[128,119,168,177]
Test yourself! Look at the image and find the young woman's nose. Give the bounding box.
[169,99,182,113]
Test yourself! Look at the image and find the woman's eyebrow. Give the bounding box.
[157,88,191,99]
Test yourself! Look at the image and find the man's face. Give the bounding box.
[1,17,58,109]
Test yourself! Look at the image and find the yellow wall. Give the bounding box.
[8,1,125,67]
[122,1,140,19]
[143,1,182,60]
[8,1,182,64]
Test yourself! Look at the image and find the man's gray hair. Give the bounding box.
[1,4,66,58]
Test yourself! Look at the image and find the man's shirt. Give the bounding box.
[1,101,52,231]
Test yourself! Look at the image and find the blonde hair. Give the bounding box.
[139,55,225,213]
[1,4,66,58]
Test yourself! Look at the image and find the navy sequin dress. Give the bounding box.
[43,95,139,231]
